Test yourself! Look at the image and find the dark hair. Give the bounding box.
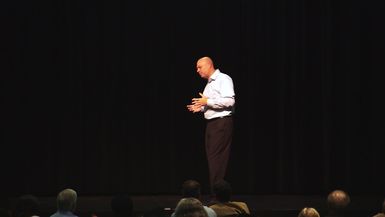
[182,180,201,199]
[213,180,232,202]
[13,195,40,217]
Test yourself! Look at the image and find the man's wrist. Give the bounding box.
[206,99,212,107]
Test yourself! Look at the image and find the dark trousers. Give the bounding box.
[205,116,233,190]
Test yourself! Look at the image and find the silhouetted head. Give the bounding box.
[13,195,40,217]
[182,180,201,199]
[213,180,232,202]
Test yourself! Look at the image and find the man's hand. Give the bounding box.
[187,93,208,113]
[192,92,208,107]
[186,104,201,113]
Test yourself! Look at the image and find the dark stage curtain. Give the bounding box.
[2,0,385,196]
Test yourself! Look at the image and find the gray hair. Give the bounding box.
[57,189,77,212]
[174,198,207,217]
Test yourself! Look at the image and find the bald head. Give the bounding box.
[196,57,215,79]
[298,207,320,217]
[327,190,350,214]
[197,57,214,66]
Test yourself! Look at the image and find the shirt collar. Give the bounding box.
[208,69,220,82]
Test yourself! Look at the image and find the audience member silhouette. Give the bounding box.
[50,189,78,217]
[209,180,250,217]
[298,207,320,217]
[372,199,385,217]
[12,195,40,217]
[172,180,216,217]
[325,190,350,217]
[110,195,133,217]
[174,198,208,217]
[181,180,203,199]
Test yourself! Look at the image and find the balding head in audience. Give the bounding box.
[298,207,320,217]
[327,190,350,216]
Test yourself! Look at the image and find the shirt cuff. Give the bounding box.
[206,99,213,107]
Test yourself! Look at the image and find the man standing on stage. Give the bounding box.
[187,56,235,192]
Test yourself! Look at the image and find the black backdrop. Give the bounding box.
[2,0,385,196]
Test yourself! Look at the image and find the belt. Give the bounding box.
[207,115,232,122]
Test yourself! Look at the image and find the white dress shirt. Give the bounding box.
[202,69,235,120]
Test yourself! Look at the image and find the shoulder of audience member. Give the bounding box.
[373,213,385,217]
[203,206,217,217]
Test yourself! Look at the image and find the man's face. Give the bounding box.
[196,60,212,79]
